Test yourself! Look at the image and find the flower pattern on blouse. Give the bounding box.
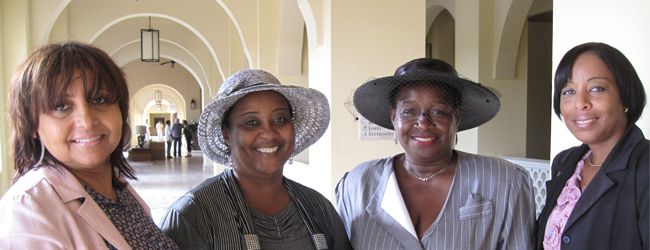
[84,185,179,250]
[543,151,592,250]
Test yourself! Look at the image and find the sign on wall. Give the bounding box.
[359,117,394,140]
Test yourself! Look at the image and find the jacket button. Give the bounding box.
[562,235,571,244]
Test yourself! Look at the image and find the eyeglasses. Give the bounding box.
[395,106,457,123]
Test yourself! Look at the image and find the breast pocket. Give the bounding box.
[459,193,493,221]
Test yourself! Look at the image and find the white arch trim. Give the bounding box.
[109,39,212,97]
[159,54,211,107]
[426,5,446,32]
[42,0,72,45]
[160,39,212,97]
[493,0,534,79]
[214,0,253,67]
[86,13,226,83]
[297,0,322,49]
[131,84,187,126]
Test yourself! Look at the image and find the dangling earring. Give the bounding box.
[288,155,294,165]
[36,139,45,166]
[226,155,234,168]
[624,107,629,113]
[393,132,397,144]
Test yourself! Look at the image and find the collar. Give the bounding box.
[381,171,418,239]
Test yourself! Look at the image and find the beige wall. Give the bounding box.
[1,0,30,194]
[48,6,69,42]
[311,0,425,197]
[477,24,528,158]
[551,0,650,158]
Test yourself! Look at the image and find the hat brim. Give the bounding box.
[353,72,500,131]
[198,85,330,165]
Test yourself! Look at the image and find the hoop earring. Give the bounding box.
[36,139,45,166]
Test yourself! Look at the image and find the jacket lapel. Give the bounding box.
[562,170,615,230]
[365,158,423,250]
[563,126,642,232]
[539,145,587,223]
[43,166,131,249]
[537,148,581,245]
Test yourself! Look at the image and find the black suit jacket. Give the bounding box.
[536,125,649,250]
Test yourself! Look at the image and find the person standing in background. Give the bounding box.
[156,120,164,141]
[171,118,183,158]
[182,120,193,157]
[165,120,172,159]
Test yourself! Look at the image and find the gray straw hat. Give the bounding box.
[353,58,500,131]
[198,69,330,165]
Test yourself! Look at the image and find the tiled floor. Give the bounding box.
[129,151,224,226]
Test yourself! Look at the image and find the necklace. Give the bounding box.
[588,156,603,167]
[404,159,448,182]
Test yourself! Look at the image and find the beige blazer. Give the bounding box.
[0,165,149,249]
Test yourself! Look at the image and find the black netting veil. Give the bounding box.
[353,72,500,131]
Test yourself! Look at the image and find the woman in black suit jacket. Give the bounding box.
[536,42,648,249]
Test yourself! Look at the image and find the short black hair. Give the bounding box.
[553,42,646,125]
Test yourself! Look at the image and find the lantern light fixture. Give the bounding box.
[141,16,160,62]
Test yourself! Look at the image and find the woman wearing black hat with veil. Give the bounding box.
[336,58,535,249]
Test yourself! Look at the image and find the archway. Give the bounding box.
[426,8,455,65]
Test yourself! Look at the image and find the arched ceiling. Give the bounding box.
[38,0,261,100]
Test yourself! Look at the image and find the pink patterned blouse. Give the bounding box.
[542,151,592,250]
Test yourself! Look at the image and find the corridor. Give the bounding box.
[128,151,219,225]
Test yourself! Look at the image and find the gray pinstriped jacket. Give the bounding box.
[336,151,535,250]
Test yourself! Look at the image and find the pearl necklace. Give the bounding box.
[404,159,448,182]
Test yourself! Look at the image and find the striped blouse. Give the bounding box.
[160,169,352,249]
[336,151,535,250]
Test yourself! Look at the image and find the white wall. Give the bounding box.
[551,0,650,158]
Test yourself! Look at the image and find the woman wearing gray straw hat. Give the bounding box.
[160,69,352,250]
[336,58,535,249]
